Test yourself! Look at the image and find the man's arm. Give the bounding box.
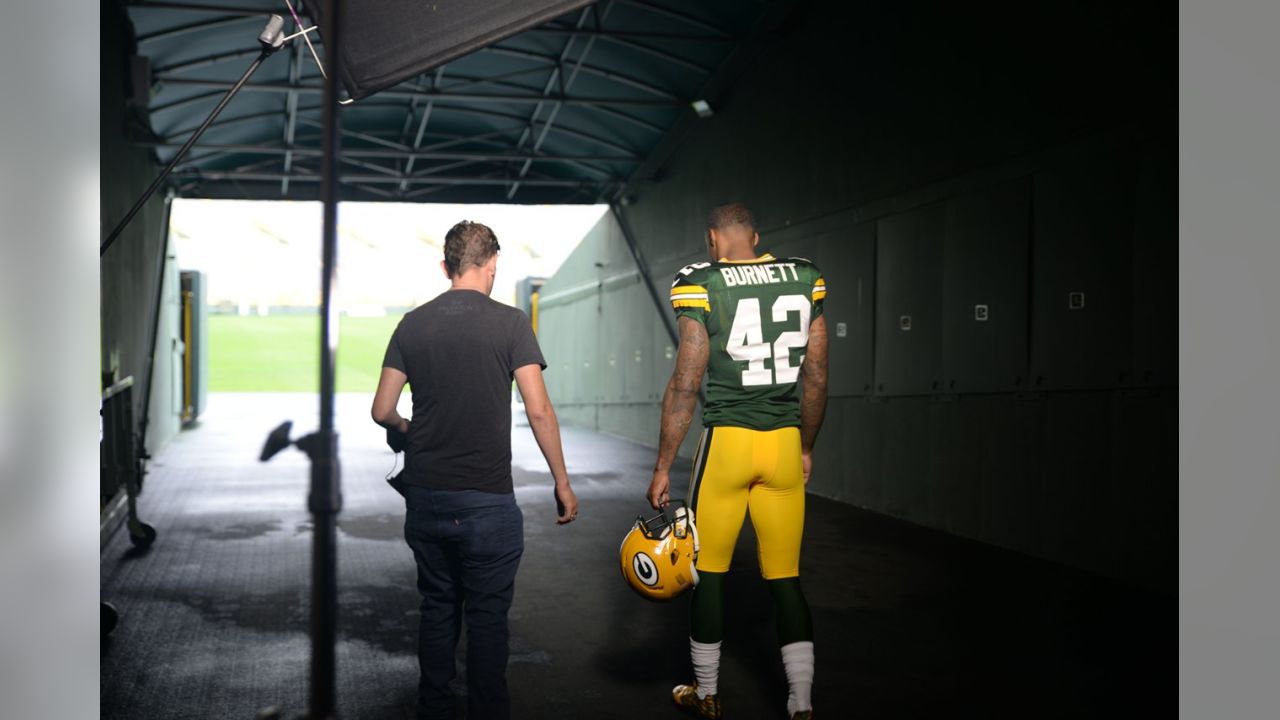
[371,367,409,434]
[513,364,578,524]
[648,316,710,508]
[799,315,829,484]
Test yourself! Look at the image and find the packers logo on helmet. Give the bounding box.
[619,501,700,601]
[632,552,659,586]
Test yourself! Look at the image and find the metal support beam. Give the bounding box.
[171,125,629,170]
[154,47,264,75]
[580,102,666,136]
[528,25,737,43]
[436,65,555,94]
[145,141,635,163]
[399,66,446,194]
[295,116,416,151]
[165,119,624,189]
[169,170,619,188]
[508,1,615,199]
[137,14,259,44]
[154,76,681,106]
[160,101,634,178]
[151,67,547,116]
[610,202,679,346]
[130,1,270,15]
[482,46,678,99]
[504,5,597,200]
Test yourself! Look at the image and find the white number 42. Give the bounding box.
[725,295,810,386]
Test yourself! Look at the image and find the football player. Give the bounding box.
[648,203,828,720]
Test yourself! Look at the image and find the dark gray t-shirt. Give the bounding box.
[382,289,545,494]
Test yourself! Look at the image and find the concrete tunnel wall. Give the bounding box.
[101,0,182,459]
[537,0,1175,588]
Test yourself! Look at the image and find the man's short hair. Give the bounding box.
[706,203,756,233]
[443,220,501,277]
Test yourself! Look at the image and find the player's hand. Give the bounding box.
[802,449,813,486]
[554,483,578,524]
[647,470,671,509]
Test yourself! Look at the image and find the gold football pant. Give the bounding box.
[687,425,805,579]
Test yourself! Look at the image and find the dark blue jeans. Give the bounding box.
[403,486,524,720]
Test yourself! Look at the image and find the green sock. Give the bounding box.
[768,576,813,646]
[690,570,725,643]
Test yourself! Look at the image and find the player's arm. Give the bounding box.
[648,316,710,508]
[371,367,409,434]
[799,315,829,484]
[513,363,578,524]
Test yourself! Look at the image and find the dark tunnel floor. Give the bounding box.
[101,394,1174,720]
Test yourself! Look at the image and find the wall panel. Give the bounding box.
[622,281,654,403]
[875,203,946,396]
[810,223,875,397]
[1030,139,1138,390]
[942,180,1030,393]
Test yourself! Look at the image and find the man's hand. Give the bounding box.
[554,483,578,524]
[386,426,407,453]
[802,448,813,486]
[647,469,671,509]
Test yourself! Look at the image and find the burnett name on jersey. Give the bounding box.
[718,262,804,287]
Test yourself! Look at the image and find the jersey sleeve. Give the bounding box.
[669,263,712,324]
[808,264,826,319]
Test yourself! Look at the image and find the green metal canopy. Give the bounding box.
[123,0,781,204]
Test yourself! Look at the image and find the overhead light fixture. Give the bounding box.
[691,99,713,118]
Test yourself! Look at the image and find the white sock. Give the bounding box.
[690,638,722,698]
[781,641,814,714]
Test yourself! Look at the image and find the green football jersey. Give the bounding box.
[669,252,827,430]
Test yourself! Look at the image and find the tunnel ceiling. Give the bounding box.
[123,0,776,204]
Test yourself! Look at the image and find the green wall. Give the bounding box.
[537,214,701,457]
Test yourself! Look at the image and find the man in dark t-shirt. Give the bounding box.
[372,220,578,720]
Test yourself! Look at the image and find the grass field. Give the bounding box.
[209,313,404,392]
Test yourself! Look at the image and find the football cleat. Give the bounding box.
[672,683,721,719]
[789,712,813,720]
[619,500,700,601]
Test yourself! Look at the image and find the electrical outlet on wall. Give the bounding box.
[835,322,847,338]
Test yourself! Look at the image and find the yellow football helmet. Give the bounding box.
[619,501,700,601]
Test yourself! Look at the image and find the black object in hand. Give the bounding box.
[386,426,407,453]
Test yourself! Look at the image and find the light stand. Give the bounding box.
[258,1,345,718]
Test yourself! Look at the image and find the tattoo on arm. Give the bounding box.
[655,317,709,472]
[800,315,829,451]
